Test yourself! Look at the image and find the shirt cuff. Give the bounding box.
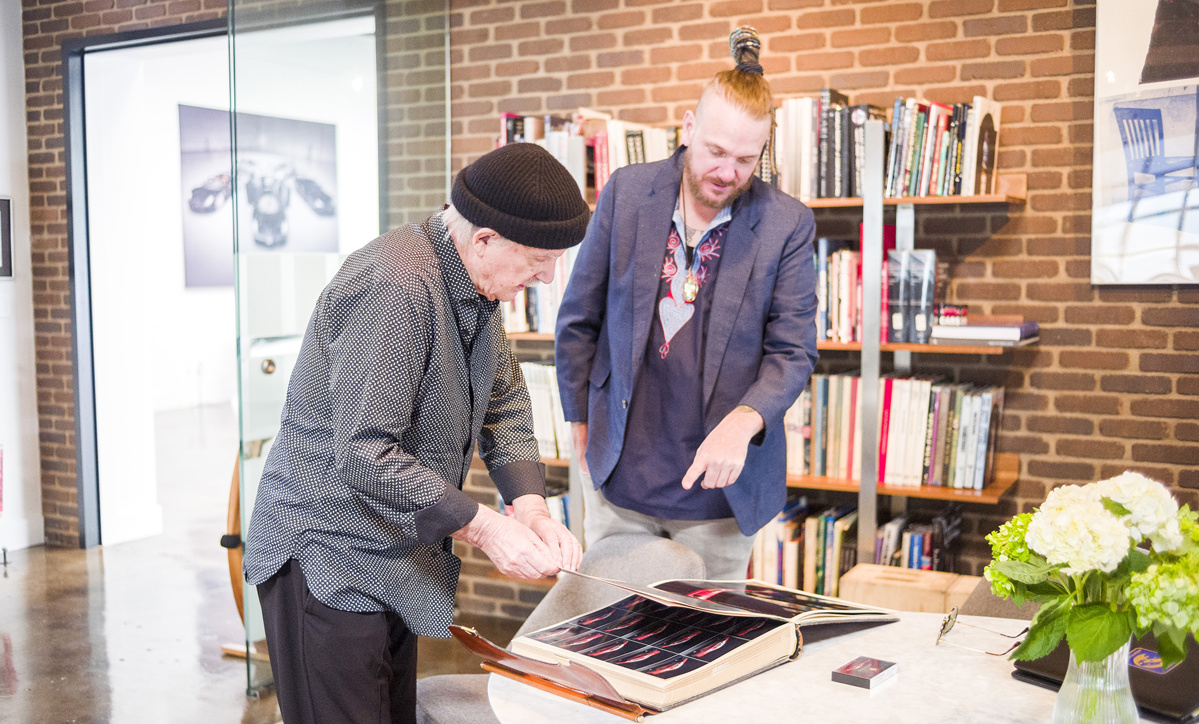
[490,460,547,504]
[414,485,480,544]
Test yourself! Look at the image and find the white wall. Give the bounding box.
[0,1,46,550]
[83,19,379,545]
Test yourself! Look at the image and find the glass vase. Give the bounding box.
[1052,639,1139,724]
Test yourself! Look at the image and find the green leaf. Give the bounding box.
[1066,604,1132,662]
[992,559,1055,585]
[1102,498,1132,517]
[1124,548,1152,574]
[1157,628,1189,669]
[1012,598,1071,662]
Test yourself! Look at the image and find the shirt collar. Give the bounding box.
[672,201,732,244]
[430,210,486,307]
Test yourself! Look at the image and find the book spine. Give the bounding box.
[877,377,892,485]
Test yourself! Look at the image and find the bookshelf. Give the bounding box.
[786,452,1019,505]
[508,331,555,342]
[806,120,1029,558]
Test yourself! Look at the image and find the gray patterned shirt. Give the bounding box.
[244,212,545,637]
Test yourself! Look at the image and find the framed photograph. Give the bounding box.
[1092,0,1199,284]
[0,197,12,278]
[179,105,339,287]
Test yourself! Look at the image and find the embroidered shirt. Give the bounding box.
[243,212,545,637]
[602,207,734,520]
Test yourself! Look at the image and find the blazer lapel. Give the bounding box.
[630,153,684,377]
[702,184,763,415]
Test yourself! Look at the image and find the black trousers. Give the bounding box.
[258,559,418,724]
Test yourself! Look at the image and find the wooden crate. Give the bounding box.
[838,564,970,613]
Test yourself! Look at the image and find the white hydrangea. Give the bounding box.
[1096,471,1183,553]
[1026,484,1131,575]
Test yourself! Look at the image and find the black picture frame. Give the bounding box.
[0,197,12,278]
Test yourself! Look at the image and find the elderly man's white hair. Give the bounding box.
[443,204,510,248]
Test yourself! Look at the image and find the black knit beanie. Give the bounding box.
[451,143,591,250]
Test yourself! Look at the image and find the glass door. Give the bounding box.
[228,0,448,692]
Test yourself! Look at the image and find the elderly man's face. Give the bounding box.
[680,92,772,209]
[469,232,564,302]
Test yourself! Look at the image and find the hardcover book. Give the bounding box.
[503,576,896,712]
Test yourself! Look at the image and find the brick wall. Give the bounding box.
[448,0,1199,605]
[20,0,445,546]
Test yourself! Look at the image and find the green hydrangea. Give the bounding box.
[1129,560,1199,634]
[983,513,1034,600]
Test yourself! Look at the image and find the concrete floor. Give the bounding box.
[0,404,521,723]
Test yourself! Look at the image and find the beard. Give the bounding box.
[683,148,755,210]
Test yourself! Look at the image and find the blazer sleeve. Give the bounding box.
[554,172,617,422]
[738,204,820,437]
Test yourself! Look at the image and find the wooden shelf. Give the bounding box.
[806,193,1024,208]
[785,452,1019,505]
[542,457,568,467]
[804,176,1026,209]
[507,332,554,341]
[817,340,1017,355]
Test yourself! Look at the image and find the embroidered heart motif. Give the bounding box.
[658,294,694,350]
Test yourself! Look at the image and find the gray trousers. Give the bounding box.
[581,476,756,581]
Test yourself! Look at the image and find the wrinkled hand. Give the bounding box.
[452,505,560,580]
[571,421,590,476]
[681,406,765,491]
[513,494,582,572]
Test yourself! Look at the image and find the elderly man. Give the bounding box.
[244,143,588,724]
[555,47,819,580]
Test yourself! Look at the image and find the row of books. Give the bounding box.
[773,91,1001,200]
[500,113,588,198]
[751,502,963,595]
[872,505,962,572]
[750,500,857,597]
[783,373,1005,490]
[500,245,579,335]
[519,362,572,461]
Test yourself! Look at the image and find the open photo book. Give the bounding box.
[450,572,897,718]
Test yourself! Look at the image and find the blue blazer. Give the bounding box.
[555,149,819,535]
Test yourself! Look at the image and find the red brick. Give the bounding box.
[649,45,703,64]
[829,70,890,90]
[995,33,1065,56]
[926,39,991,62]
[929,0,994,18]
[598,10,644,29]
[710,0,761,16]
[797,8,856,28]
[653,3,702,22]
[569,33,616,51]
[546,18,591,34]
[1027,460,1095,481]
[1175,331,1199,351]
[991,260,1058,278]
[769,32,825,53]
[1176,423,1199,443]
[894,20,956,42]
[961,60,1027,81]
[1132,444,1199,466]
[1141,354,1199,375]
[963,16,1027,37]
[861,3,921,24]
[520,1,565,19]
[859,46,918,67]
[1130,399,1199,419]
[1056,439,1125,460]
[1100,419,1168,441]
[768,0,823,8]
[830,27,890,48]
[1027,416,1093,435]
[623,27,671,46]
[1143,308,1199,327]
[1058,350,1129,371]
[794,50,854,71]
[1029,371,1095,391]
[520,38,565,55]
[894,65,956,85]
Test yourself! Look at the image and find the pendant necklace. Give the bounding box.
[680,179,700,303]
